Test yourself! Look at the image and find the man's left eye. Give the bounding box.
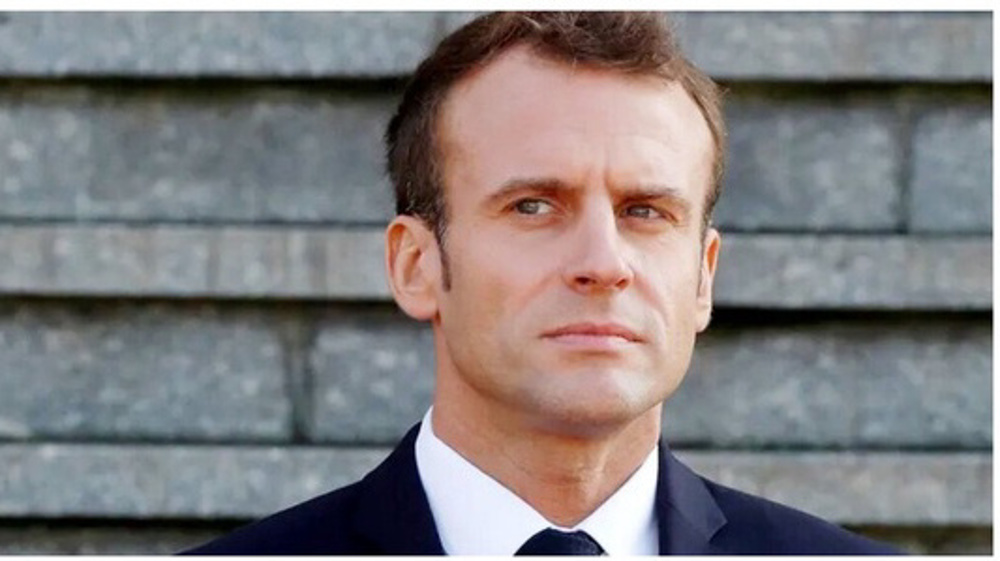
[513,199,555,215]
[623,205,662,219]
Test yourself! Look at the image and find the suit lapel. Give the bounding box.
[656,444,728,554]
[352,423,446,555]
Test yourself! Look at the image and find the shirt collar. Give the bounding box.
[415,408,659,555]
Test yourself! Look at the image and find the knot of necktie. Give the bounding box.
[515,528,606,556]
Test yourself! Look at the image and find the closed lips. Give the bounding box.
[542,323,643,342]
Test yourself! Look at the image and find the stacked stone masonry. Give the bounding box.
[0,12,991,554]
[0,226,990,308]
[0,444,988,525]
[0,86,991,231]
[2,13,987,80]
[0,301,990,448]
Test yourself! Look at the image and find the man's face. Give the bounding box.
[428,46,719,434]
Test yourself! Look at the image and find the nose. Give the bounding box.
[562,205,634,294]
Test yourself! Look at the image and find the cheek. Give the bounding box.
[440,236,554,373]
[636,236,702,290]
[450,227,554,312]
[632,240,704,332]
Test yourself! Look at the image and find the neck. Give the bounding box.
[431,389,660,527]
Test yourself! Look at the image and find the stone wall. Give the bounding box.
[0,12,991,554]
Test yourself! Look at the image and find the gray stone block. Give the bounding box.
[306,311,990,448]
[308,307,435,443]
[910,106,992,232]
[0,225,389,299]
[0,524,227,555]
[716,234,991,310]
[0,443,386,518]
[0,225,990,311]
[672,13,991,81]
[0,302,291,440]
[0,444,989,526]
[854,526,992,555]
[715,100,902,231]
[679,451,991,525]
[0,86,396,222]
[444,13,992,81]
[667,320,991,448]
[0,13,439,77]
[854,325,993,447]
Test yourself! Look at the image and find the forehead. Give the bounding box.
[436,46,714,203]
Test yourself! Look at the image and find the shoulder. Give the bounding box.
[182,480,372,555]
[702,477,903,555]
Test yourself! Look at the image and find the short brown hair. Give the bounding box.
[386,12,726,278]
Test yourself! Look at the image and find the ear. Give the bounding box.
[695,227,721,332]
[385,215,442,321]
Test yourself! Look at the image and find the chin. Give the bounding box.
[531,402,661,440]
[518,370,666,438]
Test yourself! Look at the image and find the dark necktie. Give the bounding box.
[515,528,606,555]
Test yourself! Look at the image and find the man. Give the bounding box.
[188,12,899,555]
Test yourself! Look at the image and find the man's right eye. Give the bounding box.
[513,199,555,215]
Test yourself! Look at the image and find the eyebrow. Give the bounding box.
[484,177,693,216]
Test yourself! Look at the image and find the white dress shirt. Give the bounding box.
[414,408,659,555]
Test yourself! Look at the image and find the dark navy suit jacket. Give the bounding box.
[186,424,900,555]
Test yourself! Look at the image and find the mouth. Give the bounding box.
[541,322,644,348]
